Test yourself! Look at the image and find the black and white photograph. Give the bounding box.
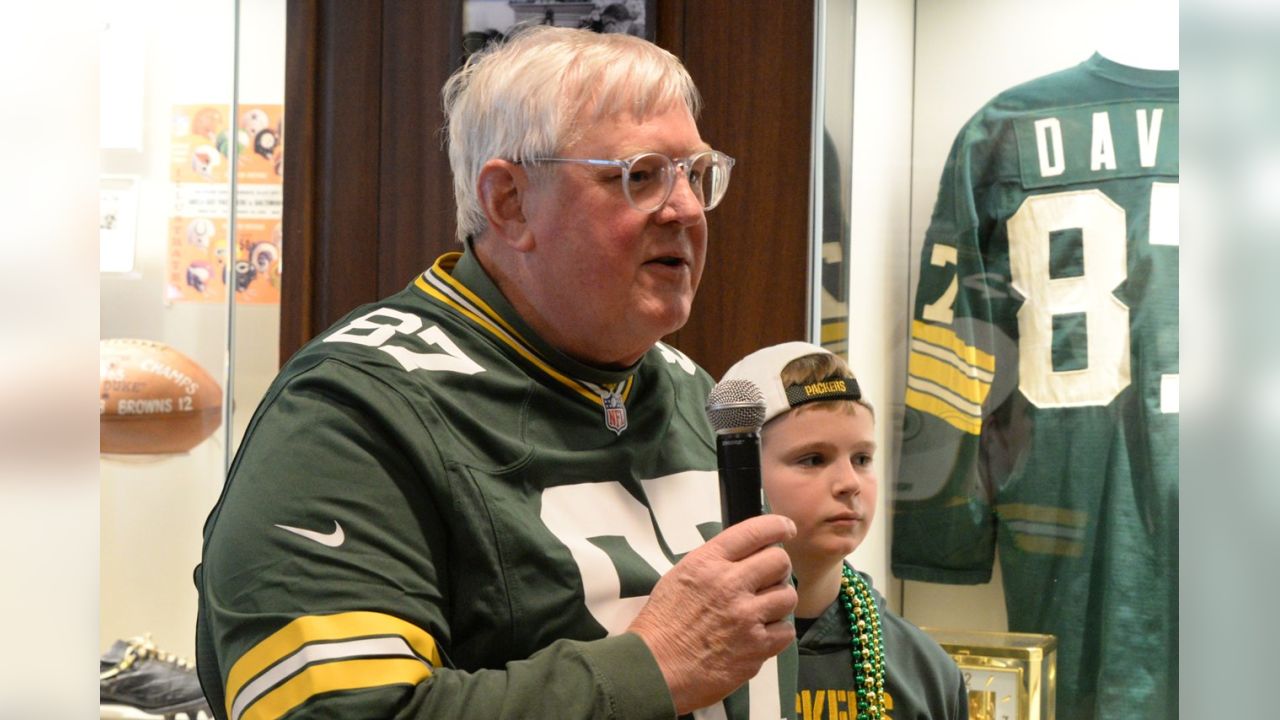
[464,0,655,59]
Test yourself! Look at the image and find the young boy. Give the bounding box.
[720,341,969,720]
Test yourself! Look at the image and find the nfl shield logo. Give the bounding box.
[602,393,628,435]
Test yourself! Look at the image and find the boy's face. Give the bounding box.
[761,403,877,564]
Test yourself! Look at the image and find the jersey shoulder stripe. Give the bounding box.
[225,611,440,720]
[905,320,994,434]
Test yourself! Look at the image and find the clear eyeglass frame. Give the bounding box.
[529,150,736,213]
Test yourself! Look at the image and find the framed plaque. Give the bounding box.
[922,628,1057,720]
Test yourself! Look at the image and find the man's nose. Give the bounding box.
[657,168,704,224]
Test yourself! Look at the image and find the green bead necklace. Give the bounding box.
[839,563,886,720]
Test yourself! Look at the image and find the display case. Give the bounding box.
[817,1,1177,718]
[99,1,285,717]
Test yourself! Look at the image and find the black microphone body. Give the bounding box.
[706,378,768,528]
[716,430,763,527]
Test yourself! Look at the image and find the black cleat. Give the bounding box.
[100,636,211,720]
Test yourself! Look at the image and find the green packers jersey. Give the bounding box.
[196,248,796,720]
[893,55,1178,720]
[796,567,968,720]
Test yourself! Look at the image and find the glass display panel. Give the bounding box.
[99,3,285,710]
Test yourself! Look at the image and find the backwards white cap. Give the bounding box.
[717,341,862,427]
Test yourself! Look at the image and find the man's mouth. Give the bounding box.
[647,255,686,268]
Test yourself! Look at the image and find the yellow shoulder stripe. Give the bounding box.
[239,657,431,720]
[997,503,1087,528]
[905,320,997,434]
[911,320,995,372]
[1013,534,1084,558]
[998,503,1088,558]
[225,611,440,720]
[906,388,982,435]
[908,352,992,407]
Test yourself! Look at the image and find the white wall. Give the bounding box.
[839,0,917,606]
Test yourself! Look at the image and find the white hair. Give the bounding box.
[442,25,701,242]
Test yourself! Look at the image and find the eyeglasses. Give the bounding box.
[529,150,736,213]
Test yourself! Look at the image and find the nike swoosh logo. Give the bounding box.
[274,520,345,548]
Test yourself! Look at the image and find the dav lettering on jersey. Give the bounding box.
[1015,101,1178,188]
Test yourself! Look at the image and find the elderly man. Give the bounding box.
[196,25,797,720]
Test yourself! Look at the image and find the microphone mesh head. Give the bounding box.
[706,379,767,432]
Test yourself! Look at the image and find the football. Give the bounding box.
[100,339,224,455]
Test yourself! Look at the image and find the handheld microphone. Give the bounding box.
[706,379,768,527]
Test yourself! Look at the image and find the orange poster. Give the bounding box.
[168,103,284,305]
[171,104,230,184]
[166,216,282,304]
[170,104,284,184]
[233,104,285,184]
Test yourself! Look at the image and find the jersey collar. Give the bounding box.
[413,248,636,413]
[1086,52,1178,90]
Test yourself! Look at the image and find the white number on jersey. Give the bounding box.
[921,182,1178,410]
[540,474,781,720]
[539,472,718,633]
[1008,188,1131,408]
[656,342,698,375]
[922,244,959,325]
[323,309,484,375]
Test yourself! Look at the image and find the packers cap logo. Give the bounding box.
[783,376,861,409]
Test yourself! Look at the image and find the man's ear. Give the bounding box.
[477,159,534,251]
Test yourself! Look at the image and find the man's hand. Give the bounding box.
[627,514,797,715]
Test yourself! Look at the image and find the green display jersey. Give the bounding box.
[796,567,968,720]
[893,55,1178,720]
[196,248,796,720]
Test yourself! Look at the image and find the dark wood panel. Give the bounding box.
[281,0,383,362]
[280,0,319,362]
[377,2,463,298]
[653,0,686,57]
[314,2,383,321]
[671,0,814,378]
